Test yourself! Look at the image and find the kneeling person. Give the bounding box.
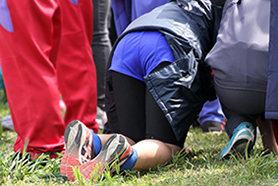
[60,0,224,181]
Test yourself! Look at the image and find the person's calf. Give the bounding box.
[258,118,278,155]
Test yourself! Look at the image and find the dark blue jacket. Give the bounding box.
[265,0,278,119]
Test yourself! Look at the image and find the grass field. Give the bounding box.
[0,101,278,186]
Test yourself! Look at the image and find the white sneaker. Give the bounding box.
[96,107,107,129]
[1,115,14,130]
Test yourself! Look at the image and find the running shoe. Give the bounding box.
[218,122,255,160]
[201,121,225,135]
[79,134,132,181]
[1,115,14,130]
[96,106,108,130]
[60,120,96,181]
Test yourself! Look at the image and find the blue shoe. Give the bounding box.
[219,122,255,160]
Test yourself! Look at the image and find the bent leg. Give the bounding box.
[131,62,183,170]
[132,139,180,170]
[111,71,146,142]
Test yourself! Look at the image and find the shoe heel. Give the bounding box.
[64,120,80,144]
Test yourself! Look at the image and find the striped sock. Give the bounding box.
[90,130,101,158]
[121,147,138,170]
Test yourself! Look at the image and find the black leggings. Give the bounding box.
[111,62,186,148]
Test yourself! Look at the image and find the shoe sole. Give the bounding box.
[80,134,131,181]
[219,129,254,160]
[202,121,224,133]
[223,139,249,159]
[60,120,88,181]
[205,131,223,135]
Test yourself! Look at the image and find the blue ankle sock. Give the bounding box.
[121,147,138,170]
[90,130,101,157]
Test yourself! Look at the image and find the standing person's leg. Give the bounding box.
[257,118,278,154]
[267,0,278,146]
[57,0,98,133]
[92,0,112,110]
[199,98,225,133]
[92,0,112,128]
[0,0,65,156]
[272,120,278,144]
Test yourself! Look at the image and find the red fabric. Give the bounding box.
[0,0,98,156]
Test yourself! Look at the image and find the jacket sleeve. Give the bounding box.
[265,0,278,120]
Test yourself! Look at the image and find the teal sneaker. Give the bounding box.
[219,122,255,160]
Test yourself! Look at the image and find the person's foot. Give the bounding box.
[79,134,132,181]
[218,122,255,160]
[60,120,96,181]
[201,121,225,134]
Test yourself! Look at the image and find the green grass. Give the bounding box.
[0,101,278,186]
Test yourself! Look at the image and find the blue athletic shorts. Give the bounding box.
[109,31,174,82]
